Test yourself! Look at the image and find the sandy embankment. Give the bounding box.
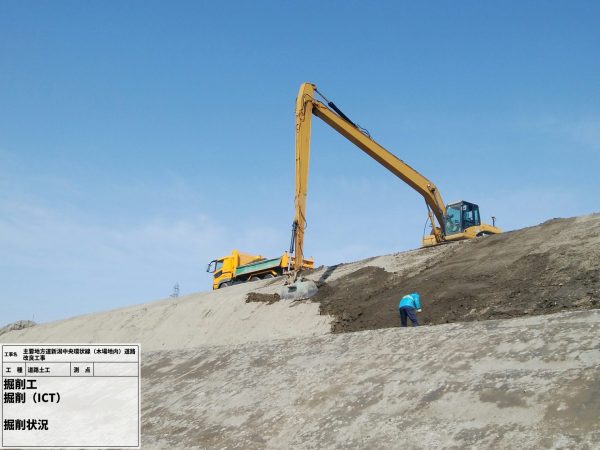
[0,279,332,350]
[140,309,600,449]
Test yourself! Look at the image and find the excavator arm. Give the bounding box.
[292,83,447,270]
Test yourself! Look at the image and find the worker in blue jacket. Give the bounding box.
[399,292,422,327]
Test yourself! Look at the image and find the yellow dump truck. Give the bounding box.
[206,250,314,290]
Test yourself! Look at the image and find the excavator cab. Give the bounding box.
[444,201,481,235]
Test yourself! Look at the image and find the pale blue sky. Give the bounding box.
[1,1,599,325]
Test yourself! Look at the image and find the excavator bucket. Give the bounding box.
[279,279,318,301]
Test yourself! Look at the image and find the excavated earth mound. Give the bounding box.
[311,214,600,332]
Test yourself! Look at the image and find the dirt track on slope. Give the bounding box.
[312,215,600,332]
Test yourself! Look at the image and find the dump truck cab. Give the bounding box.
[206,257,227,289]
[206,256,231,290]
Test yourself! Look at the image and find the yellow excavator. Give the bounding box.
[282,82,501,300]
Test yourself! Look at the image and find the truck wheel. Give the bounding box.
[219,281,232,289]
[249,276,262,282]
[263,273,275,279]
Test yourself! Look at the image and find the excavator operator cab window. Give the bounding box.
[461,202,481,229]
[445,201,481,235]
[445,205,462,235]
[206,259,224,273]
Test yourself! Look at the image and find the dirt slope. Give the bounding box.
[312,214,600,332]
[0,320,35,337]
[140,310,600,449]
[1,281,331,350]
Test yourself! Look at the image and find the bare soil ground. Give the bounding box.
[0,320,35,337]
[140,310,600,449]
[312,214,600,332]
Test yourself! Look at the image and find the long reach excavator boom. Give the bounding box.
[289,82,501,275]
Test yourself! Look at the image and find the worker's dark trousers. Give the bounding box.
[399,306,419,327]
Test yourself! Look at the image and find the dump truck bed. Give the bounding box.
[234,257,282,277]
